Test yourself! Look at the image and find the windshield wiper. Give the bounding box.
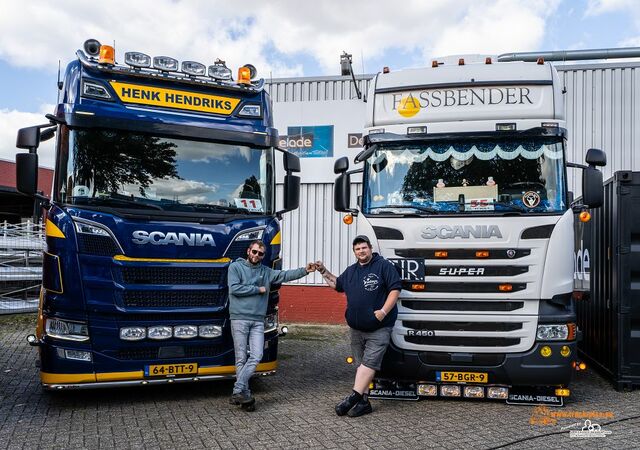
[187,203,251,214]
[491,202,528,213]
[70,196,165,211]
[371,204,439,214]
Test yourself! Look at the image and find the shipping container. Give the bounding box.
[574,170,640,390]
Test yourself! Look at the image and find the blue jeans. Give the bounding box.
[230,319,264,395]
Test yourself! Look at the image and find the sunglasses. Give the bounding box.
[250,249,265,256]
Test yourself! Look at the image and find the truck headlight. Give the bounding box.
[537,324,569,341]
[264,312,278,333]
[120,327,146,341]
[148,326,172,340]
[45,318,90,342]
[199,324,222,338]
[235,229,264,241]
[174,325,198,339]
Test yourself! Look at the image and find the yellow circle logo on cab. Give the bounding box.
[398,95,421,117]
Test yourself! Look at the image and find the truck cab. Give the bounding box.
[334,56,605,404]
[16,40,300,389]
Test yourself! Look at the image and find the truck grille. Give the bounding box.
[120,267,226,285]
[122,290,227,308]
[418,352,506,366]
[77,234,120,257]
[224,241,251,260]
[402,300,525,312]
[405,335,521,347]
[403,320,523,332]
[116,344,227,360]
[402,281,526,293]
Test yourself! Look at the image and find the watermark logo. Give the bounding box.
[565,419,613,438]
[530,407,614,438]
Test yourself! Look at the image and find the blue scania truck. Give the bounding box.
[15,39,301,389]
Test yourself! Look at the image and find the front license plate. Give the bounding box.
[144,363,198,377]
[436,371,488,383]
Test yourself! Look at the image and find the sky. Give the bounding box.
[1,0,639,168]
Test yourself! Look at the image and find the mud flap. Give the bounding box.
[369,379,419,401]
[506,386,564,406]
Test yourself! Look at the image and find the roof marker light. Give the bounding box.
[485,57,492,64]
[537,57,545,65]
[124,52,151,68]
[496,123,516,131]
[407,126,427,135]
[458,58,465,65]
[431,60,438,68]
[383,66,390,73]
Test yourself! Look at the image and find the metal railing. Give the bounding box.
[0,220,44,314]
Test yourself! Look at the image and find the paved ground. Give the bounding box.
[1,315,639,449]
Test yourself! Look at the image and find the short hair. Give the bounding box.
[248,239,266,250]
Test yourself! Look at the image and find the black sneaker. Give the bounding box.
[229,392,245,405]
[239,392,254,405]
[335,391,362,416]
[347,398,372,417]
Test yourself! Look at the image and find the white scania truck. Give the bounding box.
[334,56,606,405]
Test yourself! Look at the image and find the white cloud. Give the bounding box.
[0,0,560,77]
[0,105,56,168]
[147,177,218,204]
[585,0,637,16]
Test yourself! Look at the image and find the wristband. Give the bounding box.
[380,309,387,316]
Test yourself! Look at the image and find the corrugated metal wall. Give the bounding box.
[276,183,362,284]
[270,61,640,285]
[559,62,640,194]
[267,75,373,102]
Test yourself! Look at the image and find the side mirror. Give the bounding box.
[334,156,349,174]
[582,167,603,208]
[283,152,300,173]
[283,174,300,212]
[585,148,606,167]
[334,172,351,212]
[354,146,376,163]
[16,126,42,150]
[16,153,39,196]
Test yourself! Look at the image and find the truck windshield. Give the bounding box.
[57,128,274,215]
[363,136,566,215]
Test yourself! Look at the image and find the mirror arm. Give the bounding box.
[45,113,65,125]
[346,167,364,176]
[34,193,51,210]
[567,162,588,170]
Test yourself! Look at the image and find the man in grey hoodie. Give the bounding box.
[228,239,316,408]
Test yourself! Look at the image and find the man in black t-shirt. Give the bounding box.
[316,235,401,417]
